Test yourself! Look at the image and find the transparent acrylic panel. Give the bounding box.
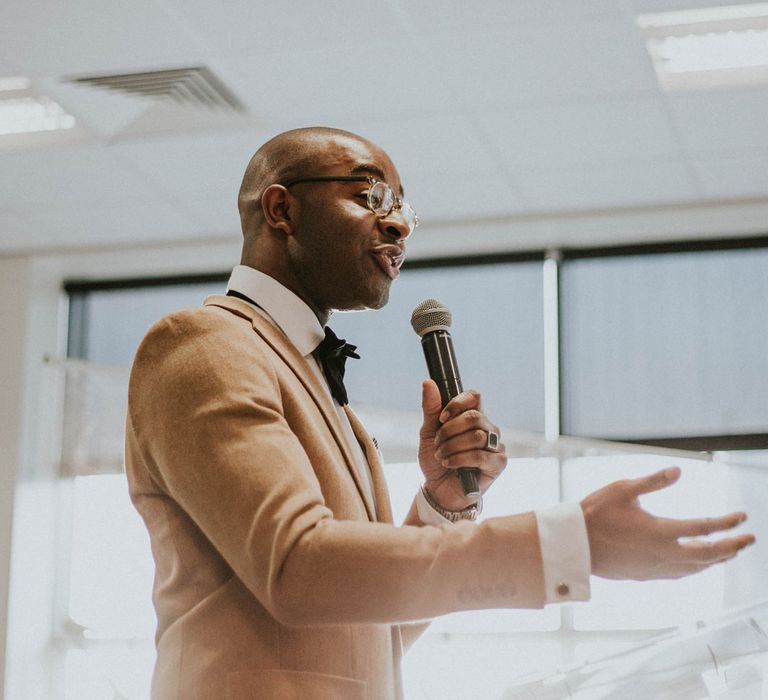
[64,643,154,700]
[560,248,768,439]
[332,262,545,432]
[81,281,223,367]
[502,600,768,699]
[404,636,562,700]
[720,452,768,610]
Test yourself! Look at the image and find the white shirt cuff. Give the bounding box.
[414,487,458,526]
[535,502,591,604]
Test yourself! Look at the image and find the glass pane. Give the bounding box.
[332,262,545,433]
[79,281,223,367]
[560,248,768,439]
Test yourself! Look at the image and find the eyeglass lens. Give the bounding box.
[368,181,418,232]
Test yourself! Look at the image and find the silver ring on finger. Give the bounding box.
[485,430,500,452]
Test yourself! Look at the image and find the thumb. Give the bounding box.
[628,466,681,497]
[420,379,443,435]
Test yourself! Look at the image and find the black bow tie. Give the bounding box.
[314,326,360,406]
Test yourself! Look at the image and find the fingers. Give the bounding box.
[625,467,681,497]
[656,511,747,538]
[432,392,505,475]
[677,534,756,564]
[439,390,482,423]
[419,380,444,438]
[434,415,504,460]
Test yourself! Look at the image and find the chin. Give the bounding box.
[332,289,390,313]
[365,285,391,310]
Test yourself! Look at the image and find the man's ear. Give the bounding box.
[261,184,295,235]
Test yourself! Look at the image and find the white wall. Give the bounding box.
[0,258,32,700]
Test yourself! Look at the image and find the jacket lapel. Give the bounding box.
[204,295,377,521]
[344,405,394,525]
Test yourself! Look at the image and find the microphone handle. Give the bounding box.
[420,331,481,498]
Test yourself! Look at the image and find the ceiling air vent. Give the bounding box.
[68,66,244,112]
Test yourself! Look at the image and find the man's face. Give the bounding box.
[285,135,410,315]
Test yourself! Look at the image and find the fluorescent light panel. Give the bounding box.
[637,3,768,90]
[0,76,76,136]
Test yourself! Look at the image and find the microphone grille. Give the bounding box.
[410,298,452,337]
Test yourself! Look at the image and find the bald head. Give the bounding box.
[234,126,407,322]
[238,126,376,242]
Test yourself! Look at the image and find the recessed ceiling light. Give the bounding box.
[0,77,76,136]
[637,3,768,90]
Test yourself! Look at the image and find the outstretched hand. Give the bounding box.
[581,467,755,580]
[418,379,507,511]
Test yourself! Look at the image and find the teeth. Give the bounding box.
[373,247,403,270]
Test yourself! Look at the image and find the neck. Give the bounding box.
[240,255,331,327]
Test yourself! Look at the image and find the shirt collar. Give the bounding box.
[226,265,324,357]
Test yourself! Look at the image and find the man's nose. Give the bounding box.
[377,210,411,241]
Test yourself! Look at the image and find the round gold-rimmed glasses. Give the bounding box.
[283,175,418,235]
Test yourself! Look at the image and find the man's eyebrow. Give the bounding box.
[349,163,405,197]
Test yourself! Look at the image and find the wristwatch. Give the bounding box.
[420,485,482,522]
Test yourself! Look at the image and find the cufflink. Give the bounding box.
[556,582,570,597]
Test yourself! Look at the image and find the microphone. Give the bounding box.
[410,298,480,498]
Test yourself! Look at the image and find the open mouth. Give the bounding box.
[370,246,404,280]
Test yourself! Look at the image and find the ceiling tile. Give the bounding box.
[25,197,200,247]
[518,157,697,211]
[403,0,626,33]
[0,50,23,75]
[41,79,155,139]
[177,187,242,236]
[667,88,768,154]
[0,0,205,76]
[341,114,502,183]
[420,19,658,109]
[691,153,768,199]
[0,212,36,250]
[629,0,753,12]
[0,146,164,210]
[478,96,681,168]
[338,114,527,219]
[162,0,407,56]
[109,127,271,197]
[220,37,452,124]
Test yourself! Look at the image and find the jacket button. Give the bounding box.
[556,582,570,597]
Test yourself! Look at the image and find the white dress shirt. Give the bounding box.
[226,265,590,605]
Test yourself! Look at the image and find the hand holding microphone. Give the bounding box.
[411,299,507,504]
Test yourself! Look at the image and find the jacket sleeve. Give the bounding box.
[127,309,547,626]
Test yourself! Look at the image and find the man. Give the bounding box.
[125,127,754,699]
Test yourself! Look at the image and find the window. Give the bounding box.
[560,247,768,442]
[332,261,545,433]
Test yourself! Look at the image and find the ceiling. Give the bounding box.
[1,0,767,258]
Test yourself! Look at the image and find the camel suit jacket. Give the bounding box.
[124,295,546,699]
